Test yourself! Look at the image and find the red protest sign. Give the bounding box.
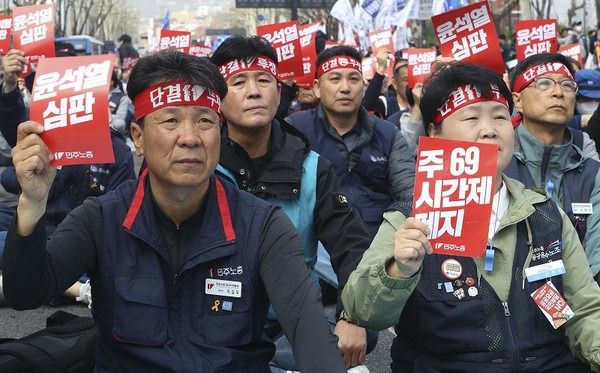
[12,4,55,66]
[189,43,212,57]
[413,137,498,257]
[31,55,115,166]
[257,21,303,80]
[295,74,314,88]
[406,48,436,88]
[325,41,341,49]
[0,16,11,54]
[121,57,139,71]
[559,43,582,68]
[432,1,504,74]
[295,22,320,88]
[361,56,377,81]
[158,30,191,54]
[515,19,557,61]
[369,29,395,55]
[531,282,574,329]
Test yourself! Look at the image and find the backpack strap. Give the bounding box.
[0,341,67,373]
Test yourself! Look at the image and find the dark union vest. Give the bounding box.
[389,200,590,373]
[93,170,274,372]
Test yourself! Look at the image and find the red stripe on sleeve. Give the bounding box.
[122,168,149,230]
[215,178,236,242]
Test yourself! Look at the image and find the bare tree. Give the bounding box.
[531,0,552,19]
[97,2,140,41]
[12,0,44,6]
[299,7,337,40]
[86,0,116,37]
[492,0,520,23]
[70,0,94,35]
[567,0,585,25]
[230,8,292,37]
[597,0,600,28]
[11,0,115,38]
[298,7,328,23]
[55,0,73,37]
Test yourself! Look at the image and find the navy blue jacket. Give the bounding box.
[4,172,346,372]
[290,105,415,237]
[93,171,273,371]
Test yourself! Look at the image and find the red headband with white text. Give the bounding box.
[433,84,509,124]
[219,56,278,81]
[133,81,221,120]
[316,56,362,79]
[513,62,573,93]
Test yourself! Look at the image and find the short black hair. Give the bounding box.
[509,53,575,91]
[420,62,514,132]
[316,45,362,70]
[127,51,227,123]
[315,31,328,55]
[118,34,132,43]
[211,35,278,67]
[394,59,408,77]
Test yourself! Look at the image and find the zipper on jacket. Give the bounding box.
[173,225,181,285]
[502,301,519,370]
[540,146,552,187]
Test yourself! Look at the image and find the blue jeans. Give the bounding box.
[314,242,338,287]
[0,204,16,269]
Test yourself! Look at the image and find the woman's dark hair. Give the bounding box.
[127,50,227,124]
[420,62,514,133]
[509,53,575,91]
[210,35,278,67]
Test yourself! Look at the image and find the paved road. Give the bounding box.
[0,302,393,372]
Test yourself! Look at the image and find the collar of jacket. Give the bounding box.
[513,122,586,171]
[316,104,375,143]
[220,119,309,198]
[497,174,548,233]
[122,169,236,252]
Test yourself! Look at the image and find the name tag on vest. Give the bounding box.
[205,279,242,298]
[525,259,566,282]
[572,203,593,215]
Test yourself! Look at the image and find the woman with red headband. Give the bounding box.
[342,62,600,372]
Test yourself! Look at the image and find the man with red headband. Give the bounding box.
[2,50,347,372]
[342,62,600,372]
[290,45,415,238]
[211,35,376,372]
[506,53,600,284]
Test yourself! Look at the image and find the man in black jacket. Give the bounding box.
[212,35,377,371]
[117,34,139,69]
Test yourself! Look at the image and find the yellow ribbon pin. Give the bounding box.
[211,300,220,312]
